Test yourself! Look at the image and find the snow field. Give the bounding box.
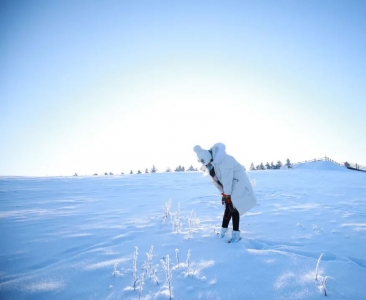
[0,162,366,299]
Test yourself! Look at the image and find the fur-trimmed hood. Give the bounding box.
[210,143,227,165]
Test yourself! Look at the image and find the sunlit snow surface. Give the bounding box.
[1,161,366,299]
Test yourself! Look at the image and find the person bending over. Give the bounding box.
[194,143,257,243]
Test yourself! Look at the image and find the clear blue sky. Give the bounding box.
[1,0,365,176]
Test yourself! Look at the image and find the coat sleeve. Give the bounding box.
[219,158,234,195]
[209,177,224,193]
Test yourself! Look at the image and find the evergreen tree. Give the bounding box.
[187,165,196,171]
[285,158,292,168]
[165,167,172,172]
[137,170,141,174]
[265,162,270,169]
[175,165,182,172]
[130,170,133,174]
[276,161,283,169]
[270,162,275,169]
[250,163,255,171]
[150,165,158,173]
[145,168,149,173]
[260,163,265,170]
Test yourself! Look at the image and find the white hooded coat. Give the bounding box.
[195,143,257,216]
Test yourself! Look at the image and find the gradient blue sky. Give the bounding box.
[1,0,365,176]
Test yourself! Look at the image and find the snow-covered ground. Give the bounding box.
[1,161,366,300]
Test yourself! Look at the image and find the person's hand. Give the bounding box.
[221,193,231,205]
[222,194,235,212]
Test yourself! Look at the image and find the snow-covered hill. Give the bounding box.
[292,160,347,171]
[1,164,365,299]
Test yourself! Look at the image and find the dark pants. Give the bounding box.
[222,204,240,231]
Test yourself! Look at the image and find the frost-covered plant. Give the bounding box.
[185,249,195,277]
[138,272,145,300]
[160,199,172,228]
[315,253,324,281]
[142,246,154,277]
[186,249,191,270]
[313,224,323,232]
[315,253,330,296]
[296,222,305,229]
[161,255,173,300]
[175,248,180,267]
[164,200,172,219]
[151,264,159,285]
[187,210,200,238]
[171,202,182,233]
[133,246,139,291]
[321,276,329,296]
[113,261,119,277]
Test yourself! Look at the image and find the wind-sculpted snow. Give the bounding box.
[0,166,365,299]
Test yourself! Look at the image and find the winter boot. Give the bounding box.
[218,227,228,238]
[229,230,241,243]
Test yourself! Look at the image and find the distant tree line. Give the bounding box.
[127,165,198,174]
[74,159,293,176]
[250,159,292,171]
[73,165,199,176]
